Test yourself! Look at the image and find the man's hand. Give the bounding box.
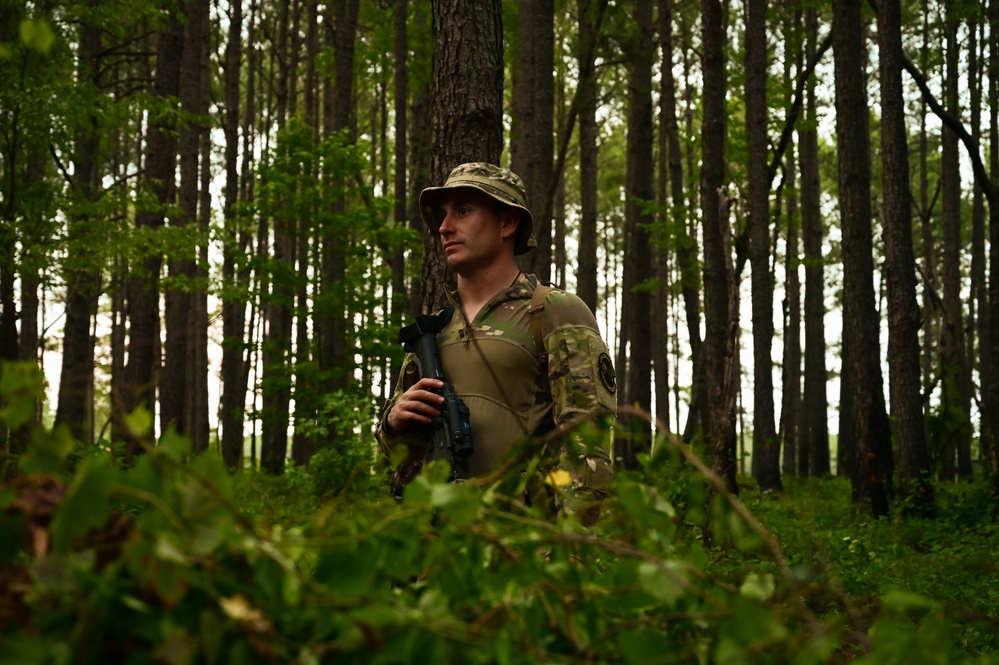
[385,378,445,434]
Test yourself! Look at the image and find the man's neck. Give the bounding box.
[456,261,522,323]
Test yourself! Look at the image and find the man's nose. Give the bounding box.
[439,211,454,234]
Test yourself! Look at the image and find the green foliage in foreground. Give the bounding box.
[0,356,995,664]
[1,427,996,665]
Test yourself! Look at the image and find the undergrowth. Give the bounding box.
[0,361,997,663]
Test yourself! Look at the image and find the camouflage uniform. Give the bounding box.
[377,162,617,519]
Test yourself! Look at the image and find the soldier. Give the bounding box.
[376,163,617,522]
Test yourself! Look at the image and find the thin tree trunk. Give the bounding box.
[221,0,246,469]
[798,8,829,477]
[984,0,999,490]
[123,5,184,455]
[190,74,211,454]
[162,0,209,440]
[833,0,891,516]
[390,0,409,367]
[406,6,431,320]
[967,10,985,480]
[939,0,971,481]
[663,0,704,444]
[261,0,295,474]
[577,0,600,312]
[746,0,780,492]
[56,21,103,446]
[877,0,935,516]
[616,0,655,469]
[701,0,737,494]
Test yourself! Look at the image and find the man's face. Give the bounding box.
[436,189,518,274]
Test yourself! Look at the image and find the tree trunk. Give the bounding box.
[615,0,655,469]
[701,0,737,493]
[917,0,939,430]
[291,0,322,468]
[665,2,705,444]
[653,0,674,434]
[261,0,296,474]
[56,21,103,446]
[877,0,935,516]
[221,0,246,469]
[422,0,505,312]
[190,81,211,454]
[746,0,780,492]
[780,8,802,476]
[512,0,554,284]
[798,8,829,477]
[984,0,999,490]
[318,0,359,392]
[576,0,600,313]
[833,0,891,516]
[939,0,972,481]
[162,0,209,441]
[390,0,409,389]
[406,7,432,320]
[968,11,985,482]
[123,5,185,455]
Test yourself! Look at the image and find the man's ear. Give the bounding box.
[499,208,521,240]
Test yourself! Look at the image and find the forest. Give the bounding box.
[1,0,998,662]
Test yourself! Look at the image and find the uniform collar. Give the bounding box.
[446,273,538,325]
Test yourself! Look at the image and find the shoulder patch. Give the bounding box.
[598,353,617,393]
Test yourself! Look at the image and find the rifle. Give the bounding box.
[399,308,474,482]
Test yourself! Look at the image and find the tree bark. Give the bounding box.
[833,0,891,516]
[938,0,972,481]
[512,0,554,284]
[615,0,655,469]
[746,0,780,492]
[162,0,209,443]
[56,21,103,446]
[123,5,185,455]
[221,0,246,469]
[422,0,505,312]
[877,0,935,516]
[967,10,985,482]
[261,0,296,474]
[780,8,802,477]
[798,9,829,478]
[576,0,600,313]
[701,0,738,493]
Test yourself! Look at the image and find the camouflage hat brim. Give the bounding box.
[420,163,537,255]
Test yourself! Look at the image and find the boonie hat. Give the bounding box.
[419,162,537,255]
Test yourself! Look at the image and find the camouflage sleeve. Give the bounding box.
[542,290,617,524]
[544,290,618,425]
[375,353,422,457]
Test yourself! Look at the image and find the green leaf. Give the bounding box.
[0,361,46,430]
[880,589,939,616]
[617,629,672,665]
[18,425,76,475]
[430,481,479,527]
[159,427,192,461]
[739,572,776,602]
[123,406,154,441]
[637,559,686,604]
[50,455,116,552]
[19,19,56,53]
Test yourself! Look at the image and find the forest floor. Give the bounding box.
[738,475,999,659]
